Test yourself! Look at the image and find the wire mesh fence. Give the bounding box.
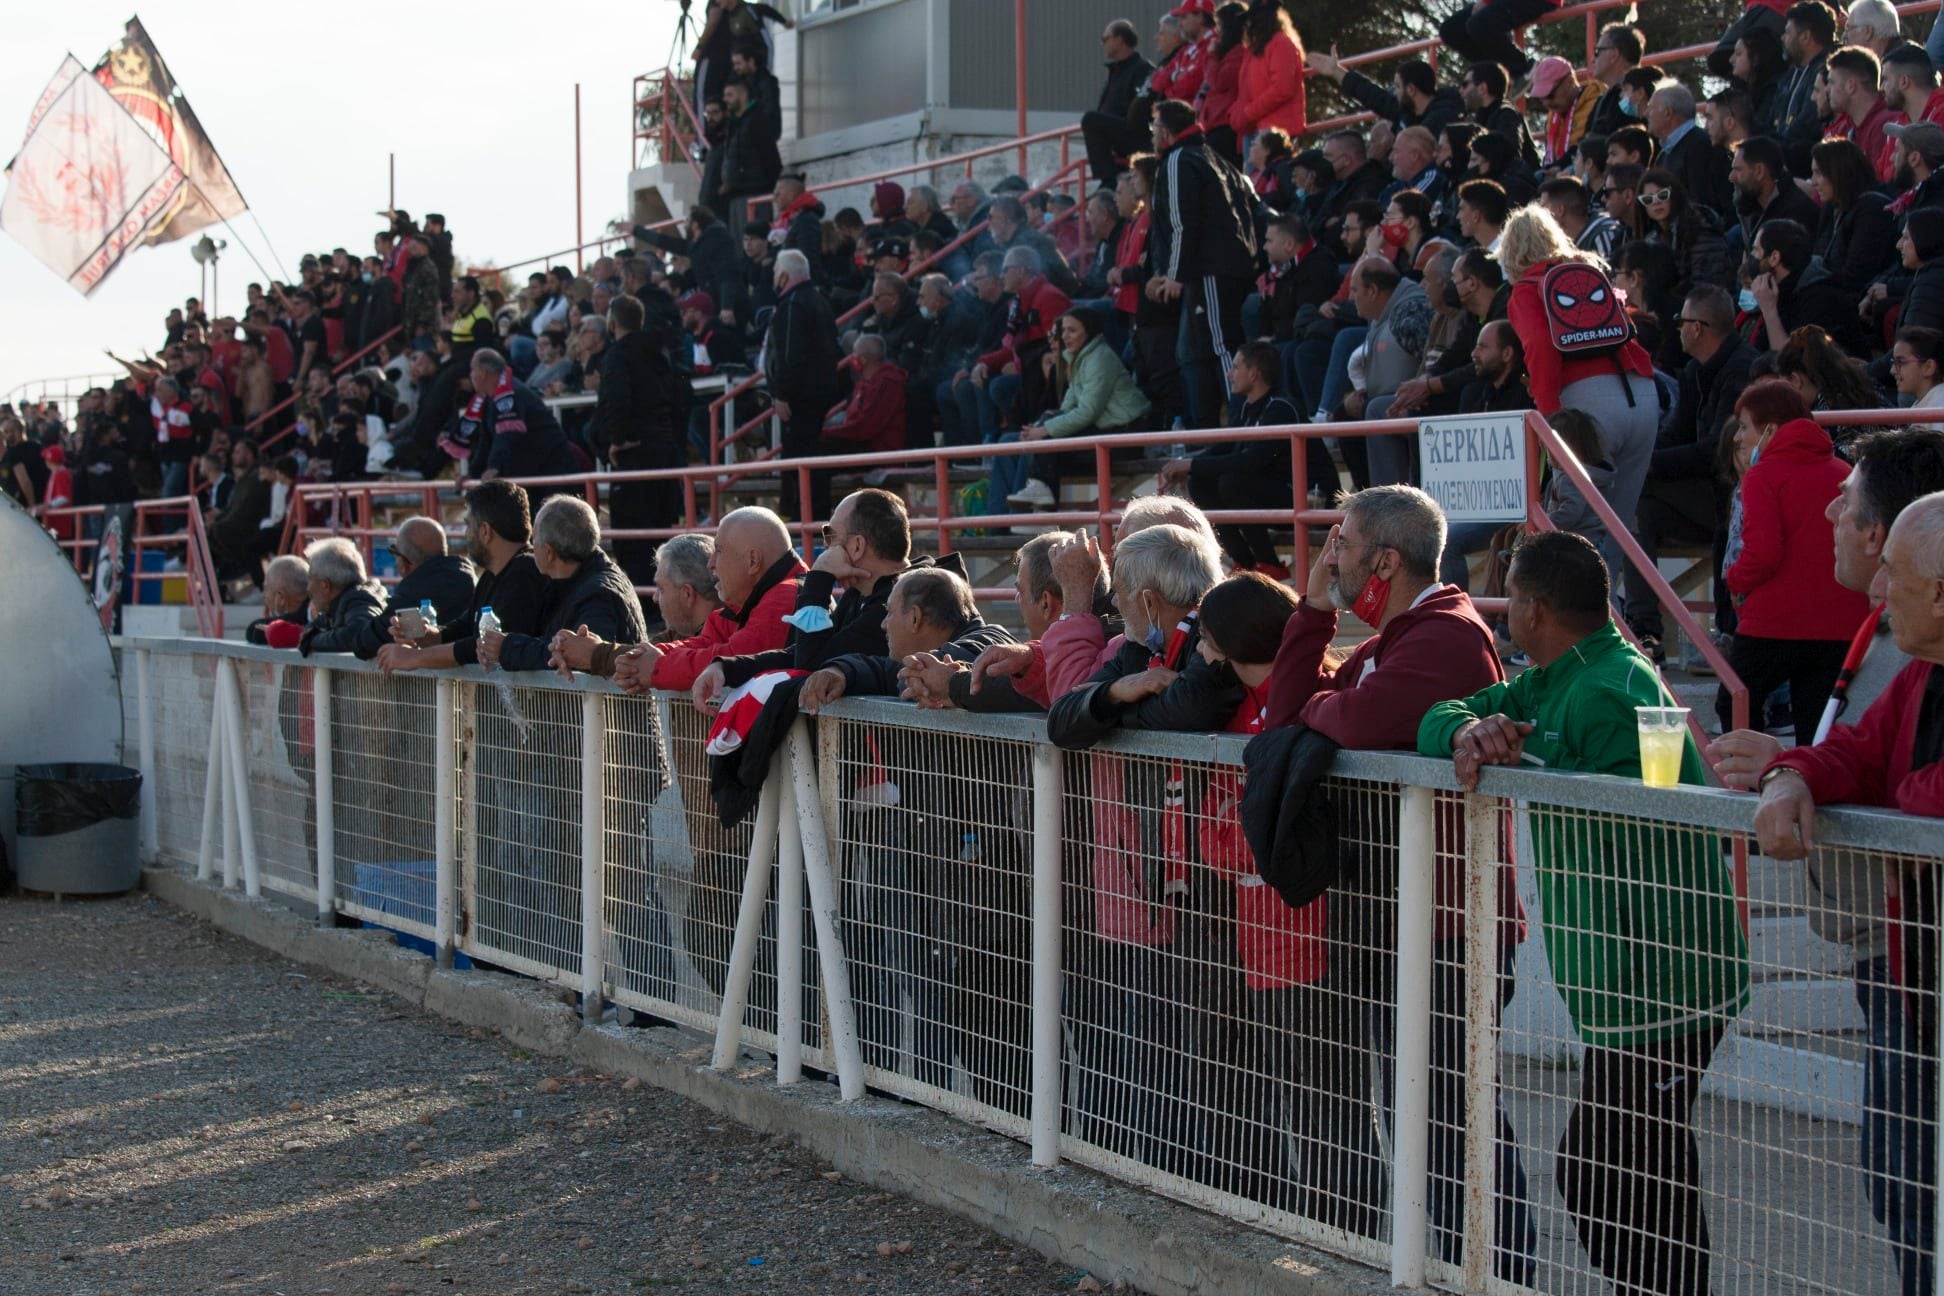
[119,639,1944,1295]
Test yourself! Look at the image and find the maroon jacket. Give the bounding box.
[1265,585,1516,942]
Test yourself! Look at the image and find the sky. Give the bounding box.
[0,2,684,404]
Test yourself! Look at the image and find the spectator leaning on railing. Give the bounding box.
[1420,530,1750,1296]
[245,554,311,648]
[296,537,386,658]
[479,496,646,674]
[379,481,550,675]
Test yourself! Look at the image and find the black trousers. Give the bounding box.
[1178,274,1251,427]
[1624,475,1722,642]
[1437,0,1552,77]
[1082,110,1150,185]
[1713,633,1848,738]
[609,443,684,594]
[778,405,834,523]
[1187,462,1292,571]
[1558,1026,1725,1296]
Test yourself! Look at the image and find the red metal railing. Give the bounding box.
[247,326,404,452]
[632,67,710,175]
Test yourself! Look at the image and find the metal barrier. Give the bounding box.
[117,634,1944,1296]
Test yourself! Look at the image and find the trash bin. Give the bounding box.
[14,763,143,895]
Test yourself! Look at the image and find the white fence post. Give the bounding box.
[1461,792,1503,1294]
[776,770,805,1086]
[313,666,335,924]
[197,660,223,882]
[580,690,605,1021]
[134,648,159,861]
[1390,783,1437,1289]
[218,658,261,898]
[217,662,239,891]
[713,769,783,1070]
[1030,742,1064,1168]
[435,678,457,967]
[787,718,865,1102]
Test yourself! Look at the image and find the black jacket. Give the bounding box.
[1658,339,1756,480]
[860,301,931,375]
[992,226,1081,297]
[245,607,308,646]
[448,551,552,666]
[593,329,686,462]
[1588,82,1632,140]
[1314,158,1389,260]
[1660,127,1732,220]
[1817,193,1898,297]
[500,548,648,672]
[1340,72,1463,139]
[1763,258,1869,355]
[1189,394,1299,484]
[1047,621,1245,750]
[351,553,478,660]
[299,580,387,657]
[1459,373,1535,413]
[1778,50,1830,178]
[1097,52,1154,120]
[717,553,972,687]
[918,291,992,379]
[1150,129,1259,284]
[638,222,743,319]
[465,377,583,482]
[1475,101,1540,171]
[764,281,843,407]
[717,102,782,199]
[1239,724,1344,910]
[1256,251,1338,342]
[1736,181,1821,252]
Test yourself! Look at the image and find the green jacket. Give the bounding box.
[1418,622,1749,1048]
[1040,337,1151,439]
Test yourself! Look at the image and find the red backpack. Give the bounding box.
[1539,259,1638,405]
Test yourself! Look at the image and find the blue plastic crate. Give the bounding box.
[351,860,470,967]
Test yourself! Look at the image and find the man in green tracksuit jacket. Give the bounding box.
[1418,531,1748,1296]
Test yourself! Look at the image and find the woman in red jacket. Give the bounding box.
[1196,3,1248,164]
[1718,379,1872,738]
[1229,0,1307,145]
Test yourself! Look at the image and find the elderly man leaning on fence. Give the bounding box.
[550,505,806,692]
[337,517,476,661]
[1710,428,1944,1296]
[246,555,311,648]
[648,533,722,640]
[296,538,387,657]
[1260,483,1534,1273]
[1420,530,1750,1296]
[378,480,552,675]
[479,496,647,673]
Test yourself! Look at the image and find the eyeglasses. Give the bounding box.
[1642,188,1675,205]
[1671,316,1704,327]
[1598,187,1622,197]
[1890,355,1916,368]
[819,524,844,546]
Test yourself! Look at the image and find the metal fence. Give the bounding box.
[115,636,1943,1296]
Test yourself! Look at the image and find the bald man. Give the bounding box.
[346,516,476,659]
[245,554,312,646]
[552,505,809,695]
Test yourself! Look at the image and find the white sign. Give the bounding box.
[1418,413,1530,524]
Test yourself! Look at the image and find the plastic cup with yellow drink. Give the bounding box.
[1634,706,1689,789]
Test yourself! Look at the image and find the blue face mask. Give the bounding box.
[918,305,935,321]
[1737,287,1759,312]
[1144,622,1167,655]
[1620,97,1640,119]
[783,605,834,634]
[361,272,374,283]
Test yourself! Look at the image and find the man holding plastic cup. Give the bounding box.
[1421,530,1750,1296]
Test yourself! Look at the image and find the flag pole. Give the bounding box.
[575,83,585,276]
[389,153,396,212]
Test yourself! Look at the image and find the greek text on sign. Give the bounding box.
[1419,413,1529,524]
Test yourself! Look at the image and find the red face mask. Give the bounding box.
[1350,571,1392,626]
[1379,221,1412,249]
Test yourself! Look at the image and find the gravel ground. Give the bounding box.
[0,893,1124,1296]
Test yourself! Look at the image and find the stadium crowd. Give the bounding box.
[12,0,1944,1287]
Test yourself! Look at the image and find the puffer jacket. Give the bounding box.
[1040,337,1151,437]
[1230,32,1307,139]
[1726,417,1871,641]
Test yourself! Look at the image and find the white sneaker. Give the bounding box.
[1005,478,1056,508]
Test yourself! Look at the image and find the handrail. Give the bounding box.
[247,326,403,452]
[181,496,225,639]
[744,124,1089,221]
[631,68,708,179]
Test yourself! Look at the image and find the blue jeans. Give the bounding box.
[1926,10,1944,73]
[160,460,189,500]
[1857,956,1937,1296]
[507,334,538,379]
[987,432,1031,510]
[1441,520,1508,591]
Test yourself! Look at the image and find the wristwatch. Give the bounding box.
[1757,766,1805,792]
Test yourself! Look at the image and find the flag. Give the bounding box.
[1,56,186,295]
[93,16,247,246]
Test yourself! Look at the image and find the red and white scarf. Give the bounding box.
[441,366,516,463]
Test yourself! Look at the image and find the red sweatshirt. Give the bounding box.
[823,362,907,456]
[650,559,808,690]
[978,275,1071,374]
[1768,659,1944,816]
[1507,261,1655,413]
[1727,418,1870,642]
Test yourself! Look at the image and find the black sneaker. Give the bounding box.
[1638,634,1666,665]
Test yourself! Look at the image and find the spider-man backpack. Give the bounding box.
[1540,260,1639,406]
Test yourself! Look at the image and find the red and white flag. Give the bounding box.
[2,55,185,295]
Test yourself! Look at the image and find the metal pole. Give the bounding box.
[1029,743,1064,1167]
[313,666,336,925]
[580,690,605,1021]
[1461,792,1502,1294]
[435,679,457,967]
[1015,0,1029,177]
[135,649,159,861]
[713,770,784,1070]
[389,153,395,212]
[787,718,865,1101]
[220,658,261,898]
[575,84,586,277]
[1390,784,1437,1289]
[197,662,223,882]
[776,770,805,1086]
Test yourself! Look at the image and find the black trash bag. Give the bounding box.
[16,764,142,837]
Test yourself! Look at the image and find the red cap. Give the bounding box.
[678,290,717,318]
[1170,0,1214,16]
[40,444,65,467]
[264,619,304,649]
[1529,56,1575,101]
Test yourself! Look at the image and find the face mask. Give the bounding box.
[1620,97,1640,119]
[1379,221,1411,249]
[782,605,834,633]
[1350,571,1393,626]
[918,305,935,321]
[361,272,374,284]
[1738,287,1759,312]
[1144,622,1168,656]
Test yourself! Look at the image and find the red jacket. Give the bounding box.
[1726,418,1870,641]
[1846,99,1907,184]
[823,362,907,455]
[650,557,809,690]
[1112,208,1151,315]
[1199,683,1327,989]
[1265,587,1517,944]
[1150,35,1209,105]
[977,274,1071,373]
[1507,260,1655,413]
[1231,33,1308,139]
[1768,658,1944,817]
[1197,43,1245,135]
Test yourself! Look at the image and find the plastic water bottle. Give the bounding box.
[1169,416,1188,461]
[418,598,439,636]
[476,605,500,640]
[476,604,531,744]
[959,831,981,866]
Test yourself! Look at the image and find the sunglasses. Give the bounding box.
[1598,187,1624,198]
[1642,188,1675,205]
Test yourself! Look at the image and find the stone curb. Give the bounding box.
[141,867,1396,1296]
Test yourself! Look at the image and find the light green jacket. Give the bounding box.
[1040,337,1151,439]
